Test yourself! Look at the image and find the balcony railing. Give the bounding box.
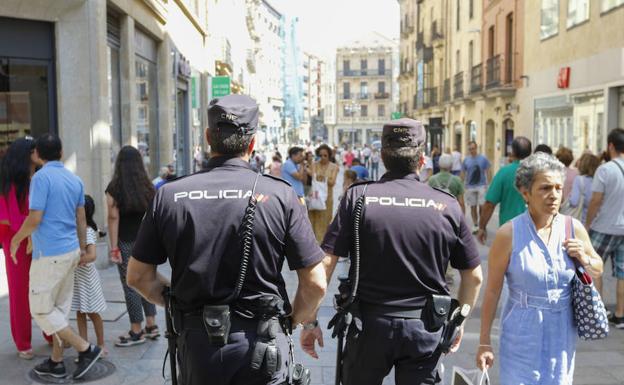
[454,72,464,99]
[486,55,501,89]
[470,63,483,94]
[357,93,370,100]
[374,92,390,99]
[339,93,352,100]
[431,20,443,41]
[443,78,450,102]
[338,69,388,77]
[423,87,438,108]
[401,17,414,37]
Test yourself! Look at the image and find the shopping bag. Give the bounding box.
[451,366,489,385]
[564,215,609,340]
[307,178,327,211]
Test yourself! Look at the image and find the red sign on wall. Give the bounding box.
[557,67,571,89]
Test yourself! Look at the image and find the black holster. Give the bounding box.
[249,295,285,377]
[201,305,231,346]
[423,294,452,332]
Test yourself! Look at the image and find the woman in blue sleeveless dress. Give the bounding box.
[476,153,603,385]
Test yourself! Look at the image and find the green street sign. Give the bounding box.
[211,76,231,98]
[391,112,402,119]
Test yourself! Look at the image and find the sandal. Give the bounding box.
[115,330,146,347]
[18,350,34,360]
[143,325,160,339]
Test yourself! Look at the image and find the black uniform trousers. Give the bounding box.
[176,317,289,385]
[342,313,443,385]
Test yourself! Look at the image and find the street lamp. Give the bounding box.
[345,99,360,148]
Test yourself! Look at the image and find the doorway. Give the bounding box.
[503,118,514,157]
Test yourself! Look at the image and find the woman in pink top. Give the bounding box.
[0,138,52,359]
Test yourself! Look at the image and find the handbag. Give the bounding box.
[564,215,609,340]
[451,366,490,385]
[559,177,584,220]
[306,177,328,211]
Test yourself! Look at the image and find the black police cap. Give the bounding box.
[382,118,426,148]
[208,94,259,136]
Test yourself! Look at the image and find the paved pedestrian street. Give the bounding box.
[1,211,623,385]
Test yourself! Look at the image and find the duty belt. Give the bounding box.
[180,311,264,332]
[359,302,424,319]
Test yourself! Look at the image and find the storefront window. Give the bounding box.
[135,57,158,176]
[540,0,559,39]
[534,92,605,157]
[0,58,52,153]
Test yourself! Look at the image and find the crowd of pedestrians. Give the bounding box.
[1,125,624,383]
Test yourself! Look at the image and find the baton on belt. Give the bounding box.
[163,287,178,385]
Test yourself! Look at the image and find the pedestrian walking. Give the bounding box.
[126,94,326,385]
[10,134,102,379]
[420,153,433,182]
[476,137,532,245]
[370,149,380,180]
[477,152,603,384]
[556,146,577,202]
[0,137,52,359]
[350,158,369,180]
[585,128,624,328]
[534,143,553,154]
[362,144,372,168]
[428,154,465,213]
[268,155,282,177]
[106,146,159,347]
[343,147,355,167]
[431,145,441,175]
[308,144,339,242]
[461,141,491,233]
[451,146,462,176]
[565,153,600,223]
[281,146,308,198]
[322,118,483,385]
[72,195,107,357]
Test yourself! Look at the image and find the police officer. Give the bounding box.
[126,94,327,385]
[321,118,483,385]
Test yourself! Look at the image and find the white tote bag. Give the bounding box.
[307,177,328,211]
[451,366,490,385]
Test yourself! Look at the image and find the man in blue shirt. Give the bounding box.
[350,158,369,180]
[281,146,307,197]
[10,134,102,379]
[461,141,491,233]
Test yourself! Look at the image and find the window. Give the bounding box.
[456,0,461,30]
[343,60,350,75]
[469,0,474,19]
[488,26,495,57]
[343,105,351,117]
[343,82,350,98]
[568,0,590,27]
[378,81,386,94]
[468,41,474,69]
[360,105,368,117]
[378,59,386,75]
[360,59,367,75]
[601,0,624,12]
[540,0,559,39]
[456,50,461,73]
[360,82,368,97]
[378,104,386,117]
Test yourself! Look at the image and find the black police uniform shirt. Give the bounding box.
[322,171,480,309]
[132,156,325,317]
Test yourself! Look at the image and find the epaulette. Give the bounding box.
[431,186,457,199]
[261,173,292,186]
[347,179,376,190]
